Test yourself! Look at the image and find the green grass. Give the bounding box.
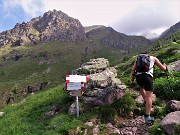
[0,39,130,107]
[0,85,83,135]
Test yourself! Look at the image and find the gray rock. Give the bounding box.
[160,111,180,135]
[68,102,76,115]
[83,86,125,105]
[82,58,109,72]
[168,60,180,72]
[167,100,180,111]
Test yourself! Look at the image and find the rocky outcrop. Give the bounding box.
[22,82,49,94]
[0,9,86,47]
[69,58,126,106]
[4,82,49,105]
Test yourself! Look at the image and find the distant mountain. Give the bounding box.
[0,9,86,47]
[159,21,180,39]
[86,26,150,49]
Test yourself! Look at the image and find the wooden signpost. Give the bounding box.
[65,75,88,117]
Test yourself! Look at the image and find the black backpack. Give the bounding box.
[136,53,150,72]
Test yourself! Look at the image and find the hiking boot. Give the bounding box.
[144,116,154,124]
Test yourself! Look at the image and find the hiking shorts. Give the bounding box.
[135,73,154,91]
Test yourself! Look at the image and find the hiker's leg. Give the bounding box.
[145,91,153,115]
[140,87,146,102]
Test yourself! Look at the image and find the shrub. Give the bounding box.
[154,75,180,100]
[98,105,117,123]
[174,124,180,135]
[148,119,166,135]
[154,106,167,119]
[112,91,136,117]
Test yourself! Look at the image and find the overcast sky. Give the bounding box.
[0,0,179,39]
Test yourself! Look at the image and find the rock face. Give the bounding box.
[0,9,86,47]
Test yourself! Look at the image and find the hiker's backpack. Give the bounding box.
[136,53,150,72]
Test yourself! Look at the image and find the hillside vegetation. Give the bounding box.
[0,39,127,107]
[0,33,179,134]
[116,33,180,100]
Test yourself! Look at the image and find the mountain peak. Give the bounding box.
[0,10,86,47]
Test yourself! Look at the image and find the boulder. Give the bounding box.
[167,100,180,111]
[168,60,180,72]
[83,86,125,106]
[87,67,117,89]
[160,111,180,135]
[82,58,109,72]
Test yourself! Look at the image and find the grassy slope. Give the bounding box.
[0,39,127,106]
[116,39,180,100]
[0,85,85,135]
[0,36,180,135]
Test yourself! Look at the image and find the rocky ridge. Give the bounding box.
[86,26,150,49]
[159,21,180,39]
[0,9,86,47]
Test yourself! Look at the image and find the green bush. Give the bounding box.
[154,75,180,100]
[174,124,180,135]
[98,105,117,123]
[154,106,167,118]
[112,91,136,117]
[148,119,166,135]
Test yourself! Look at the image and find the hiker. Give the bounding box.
[130,52,167,124]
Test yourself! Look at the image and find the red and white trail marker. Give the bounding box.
[66,75,88,83]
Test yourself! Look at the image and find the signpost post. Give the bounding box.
[65,75,88,117]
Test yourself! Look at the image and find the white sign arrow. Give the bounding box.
[66,82,82,90]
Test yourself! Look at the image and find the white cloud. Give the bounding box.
[2,0,44,18]
[42,0,143,26]
[112,0,180,38]
[0,0,179,38]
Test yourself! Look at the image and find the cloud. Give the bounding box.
[41,0,141,26]
[2,0,44,18]
[0,0,179,38]
[112,0,180,38]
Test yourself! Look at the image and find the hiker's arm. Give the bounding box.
[154,57,167,71]
[130,62,136,81]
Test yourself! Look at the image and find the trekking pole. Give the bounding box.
[164,68,174,93]
[161,60,174,93]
